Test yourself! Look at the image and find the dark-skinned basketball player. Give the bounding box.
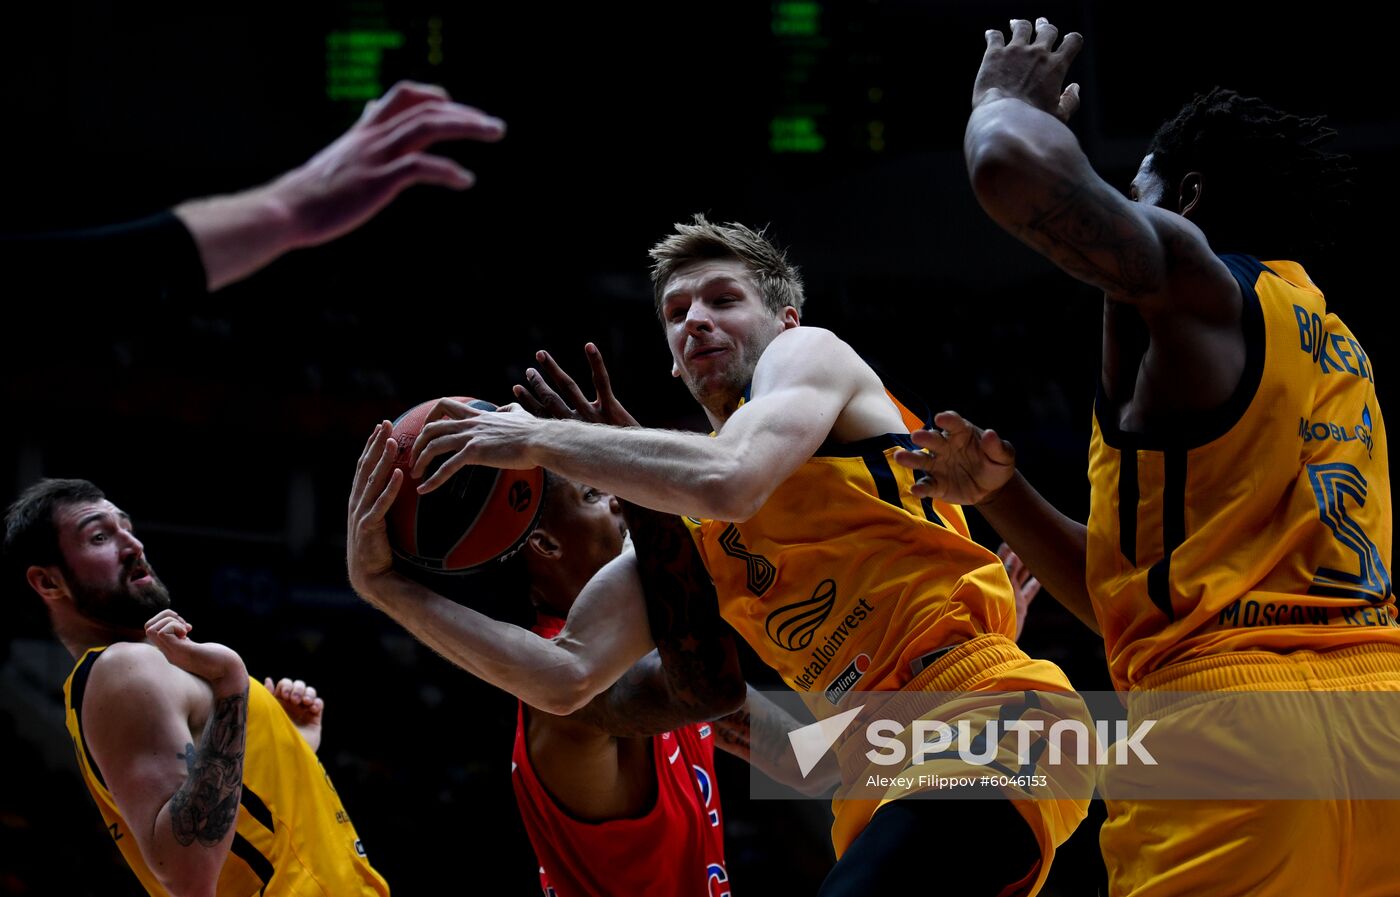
[395,220,1094,896]
[346,351,840,896]
[891,16,1400,896]
[3,479,388,896]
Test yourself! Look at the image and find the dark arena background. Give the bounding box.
[1,2,1394,894]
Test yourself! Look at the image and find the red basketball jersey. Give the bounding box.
[511,619,730,896]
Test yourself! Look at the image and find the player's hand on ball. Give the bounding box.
[265,676,325,750]
[144,610,249,697]
[347,420,404,596]
[411,400,540,494]
[512,343,640,428]
[892,410,1016,505]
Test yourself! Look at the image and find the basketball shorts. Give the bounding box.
[828,634,1094,896]
[1101,642,1400,897]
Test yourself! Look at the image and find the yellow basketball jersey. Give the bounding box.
[1088,255,1396,690]
[685,397,1017,711]
[64,647,390,897]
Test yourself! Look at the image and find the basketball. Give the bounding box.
[386,397,545,574]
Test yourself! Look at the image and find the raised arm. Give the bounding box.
[965,18,1235,314]
[82,618,249,897]
[347,422,654,715]
[893,411,1101,634]
[1,83,504,300]
[410,328,879,521]
[175,81,503,291]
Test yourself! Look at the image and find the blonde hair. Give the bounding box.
[648,215,805,319]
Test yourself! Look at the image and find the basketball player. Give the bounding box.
[400,221,1093,895]
[893,17,1400,895]
[347,364,838,896]
[3,478,389,896]
[2,80,502,298]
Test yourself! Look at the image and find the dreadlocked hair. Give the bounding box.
[1148,87,1354,259]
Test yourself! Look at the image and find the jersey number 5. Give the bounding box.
[1307,462,1392,603]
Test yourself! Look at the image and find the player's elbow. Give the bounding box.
[966,133,1037,213]
[155,863,221,897]
[701,466,769,523]
[701,676,748,719]
[967,126,1084,220]
[711,494,764,524]
[540,660,603,716]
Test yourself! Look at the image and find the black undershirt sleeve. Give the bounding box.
[1,211,208,301]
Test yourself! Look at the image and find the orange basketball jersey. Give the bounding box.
[684,394,1017,709]
[1088,255,1396,690]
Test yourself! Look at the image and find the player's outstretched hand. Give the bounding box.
[176,81,506,292]
[264,677,326,751]
[513,343,640,428]
[144,610,248,697]
[347,420,404,597]
[892,410,1016,505]
[973,16,1082,122]
[273,81,506,248]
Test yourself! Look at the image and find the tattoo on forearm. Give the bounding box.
[1021,178,1159,298]
[717,698,800,774]
[170,688,248,847]
[712,708,752,760]
[621,501,743,715]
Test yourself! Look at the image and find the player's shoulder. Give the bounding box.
[770,325,849,353]
[1133,206,1239,321]
[87,641,185,704]
[764,326,865,374]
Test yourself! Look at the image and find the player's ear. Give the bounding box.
[780,306,799,330]
[26,565,67,602]
[527,528,561,560]
[1178,171,1203,218]
[671,360,682,378]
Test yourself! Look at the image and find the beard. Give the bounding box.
[65,561,173,630]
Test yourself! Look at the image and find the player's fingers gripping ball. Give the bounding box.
[387,397,545,573]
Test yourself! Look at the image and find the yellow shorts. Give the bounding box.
[1101,642,1400,897]
[830,634,1094,896]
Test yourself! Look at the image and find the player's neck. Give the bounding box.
[52,611,134,660]
[529,578,577,620]
[701,394,743,432]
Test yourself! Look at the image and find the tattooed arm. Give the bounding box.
[625,501,745,715]
[964,18,1237,316]
[561,501,745,732]
[713,688,841,795]
[82,626,250,897]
